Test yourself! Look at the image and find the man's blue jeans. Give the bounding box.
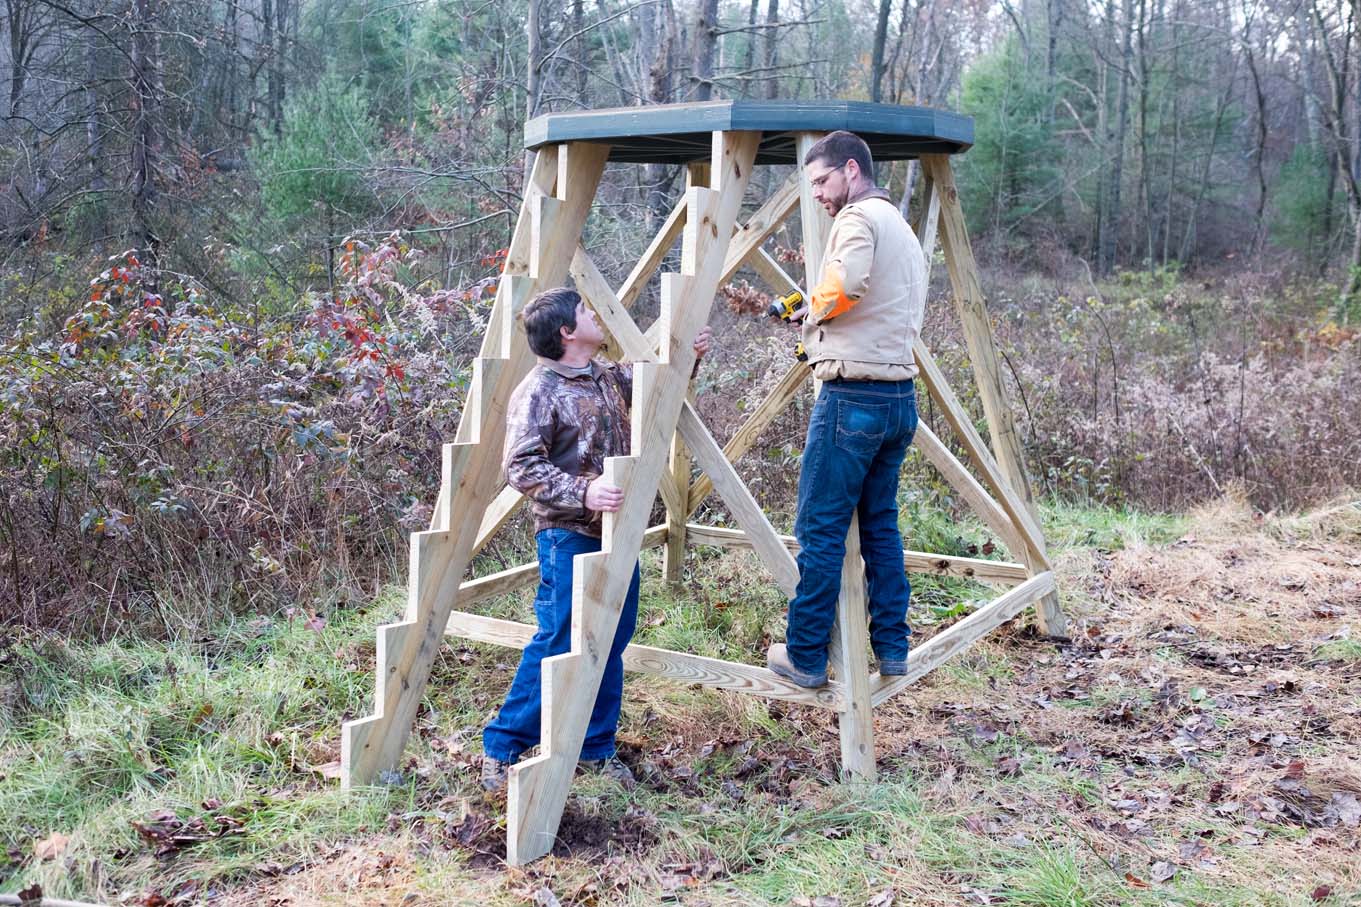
[785,378,918,675]
[483,528,640,762]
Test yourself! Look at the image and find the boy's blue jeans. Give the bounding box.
[483,528,640,763]
[785,378,918,675]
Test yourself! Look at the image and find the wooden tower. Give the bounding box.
[339,101,1067,865]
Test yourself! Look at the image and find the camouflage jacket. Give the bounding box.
[503,357,633,538]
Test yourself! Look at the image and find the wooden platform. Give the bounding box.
[525,100,974,164]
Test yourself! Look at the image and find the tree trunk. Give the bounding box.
[645,0,678,226]
[1098,0,1133,273]
[130,0,162,280]
[86,31,106,247]
[870,0,891,102]
[574,0,587,100]
[691,0,718,101]
[763,0,779,99]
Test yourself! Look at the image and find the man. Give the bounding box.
[482,287,712,791]
[766,131,928,688]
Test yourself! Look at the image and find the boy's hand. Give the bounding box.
[585,476,624,512]
[693,325,713,358]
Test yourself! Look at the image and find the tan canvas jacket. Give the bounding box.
[801,187,927,381]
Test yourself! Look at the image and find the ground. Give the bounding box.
[2,493,1358,906]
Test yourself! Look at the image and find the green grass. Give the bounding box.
[0,602,402,898]
[1041,499,1187,551]
[4,496,1353,904]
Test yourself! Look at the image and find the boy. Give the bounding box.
[481,287,711,791]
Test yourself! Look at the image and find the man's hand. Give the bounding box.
[585,476,624,512]
[693,324,713,358]
[789,304,809,325]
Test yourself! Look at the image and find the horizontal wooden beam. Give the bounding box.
[458,524,670,606]
[682,524,1028,584]
[445,610,843,710]
[870,571,1055,706]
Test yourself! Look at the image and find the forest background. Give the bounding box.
[1,0,1358,632]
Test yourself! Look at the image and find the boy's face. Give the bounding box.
[562,301,605,352]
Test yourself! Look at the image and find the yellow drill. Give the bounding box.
[767,290,809,361]
[767,289,803,321]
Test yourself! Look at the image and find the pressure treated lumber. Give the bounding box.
[909,158,1067,631]
[443,610,843,709]
[680,524,1029,584]
[677,401,799,596]
[870,572,1055,706]
[504,132,761,865]
[919,154,1033,514]
[340,143,610,790]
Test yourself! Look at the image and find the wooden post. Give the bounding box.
[662,162,711,586]
[796,131,875,782]
[918,154,1066,638]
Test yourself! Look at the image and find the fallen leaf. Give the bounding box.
[532,886,561,907]
[309,761,343,780]
[1124,873,1149,889]
[1311,884,1332,901]
[867,889,896,907]
[1151,861,1176,882]
[304,614,327,632]
[17,884,42,907]
[34,832,69,862]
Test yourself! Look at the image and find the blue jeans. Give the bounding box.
[786,378,918,675]
[482,528,640,762]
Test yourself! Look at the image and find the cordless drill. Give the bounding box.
[766,290,809,361]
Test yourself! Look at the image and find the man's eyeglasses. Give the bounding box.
[809,162,847,189]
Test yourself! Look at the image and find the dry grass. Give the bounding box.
[193,494,1361,907]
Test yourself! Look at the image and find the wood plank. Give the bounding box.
[747,247,803,297]
[443,611,843,710]
[617,195,687,311]
[677,400,800,596]
[472,485,525,554]
[718,171,801,286]
[918,154,1065,638]
[911,171,940,265]
[919,155,1034,517]
[572,246,655,363]
[686,359,811,514]
[913,341,1049,567]
[664,394,693,585]
[830,519,875,781]
[912,423,1027,559]
[340,143,610,791]
[680,524,1029,584]
[870,572,1056,706]
[506,133,761,866]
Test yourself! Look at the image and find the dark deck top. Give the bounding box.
[524,100,972,164]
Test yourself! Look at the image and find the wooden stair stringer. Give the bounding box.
[340,143,610,788]
[506,131,761,864]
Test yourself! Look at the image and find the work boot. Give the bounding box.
[766,643,828,688]
[480,754,513,793]
[578,754,636,789]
